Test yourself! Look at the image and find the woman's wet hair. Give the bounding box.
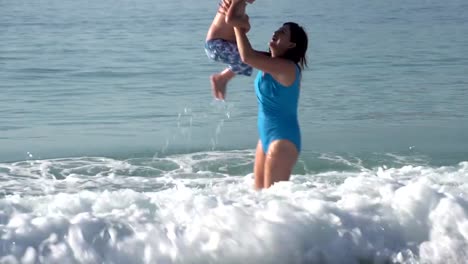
[281,22,308,70]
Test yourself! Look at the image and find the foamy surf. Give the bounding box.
[1,152,467,263]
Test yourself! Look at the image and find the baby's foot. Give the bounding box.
[210,73,228,100]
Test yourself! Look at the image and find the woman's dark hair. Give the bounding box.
[282,22,308,70]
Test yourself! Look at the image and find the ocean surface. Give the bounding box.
[1,0,468,263]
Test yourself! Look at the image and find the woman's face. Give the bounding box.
[269,24,296,57]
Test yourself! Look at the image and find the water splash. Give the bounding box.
[1,153,468,263]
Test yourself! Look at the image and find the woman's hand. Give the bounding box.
[226,15,250,32]
[237,15,251,33]
[218,0,231,15]
[224,1,251,32]
[232,0,255,4]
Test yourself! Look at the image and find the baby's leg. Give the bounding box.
[205,39,252,100]
[234,0,247,17]
[225,0,248,23]
[211,69,235,100]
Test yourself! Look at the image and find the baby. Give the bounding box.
[205,0,254,100]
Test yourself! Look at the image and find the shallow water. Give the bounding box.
[1,152,468,263]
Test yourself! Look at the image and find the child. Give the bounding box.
[205,0,254,100]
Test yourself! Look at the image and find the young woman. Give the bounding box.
[227,2,309,189]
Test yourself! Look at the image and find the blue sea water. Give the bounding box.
[1,0,468,263]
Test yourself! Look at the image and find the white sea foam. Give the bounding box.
[1,152,468,263]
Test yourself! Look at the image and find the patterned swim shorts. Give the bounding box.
[205,39,253,76]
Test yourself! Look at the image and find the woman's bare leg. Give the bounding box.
[253,140,265,190]
[263,140,298,188]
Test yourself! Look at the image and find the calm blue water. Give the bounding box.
[1,0,467,164]
[1,0,468,263]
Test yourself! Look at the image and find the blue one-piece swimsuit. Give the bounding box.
[255,64,301,154]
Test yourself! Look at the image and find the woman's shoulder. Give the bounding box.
[262,63,300,88]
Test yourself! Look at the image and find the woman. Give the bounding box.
[227,1,308,189]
